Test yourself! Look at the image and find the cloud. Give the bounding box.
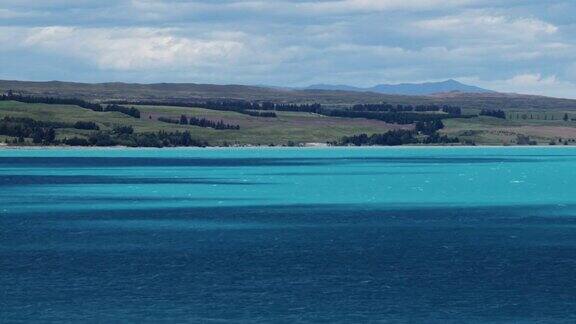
[18,26,252,71]
[465,74,576,99]
[0,0,575,98]
[292,0,477,14]
[415,12,558,41]
[507,73,562,87]
[129,0,475,15]
[0,8,41,19]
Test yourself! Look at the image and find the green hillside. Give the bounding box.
[3,79,576,110]
[2,97,576,147]
[0,101,408,146]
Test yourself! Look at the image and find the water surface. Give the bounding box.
[2,147,576,322]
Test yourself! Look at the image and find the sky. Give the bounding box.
[0,0,575,98]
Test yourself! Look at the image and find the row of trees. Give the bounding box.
[0,115,207,147]
[3,117,100,131]
[243,110,277,118]
[109,99,320,116]
[158,115,240,130]
[74,121,99,130]
[263,103,464,124]
[63,130,206,147]
[337,129,459,146]
[480,109,506,119]
[422,132,460,144]
[2,116,71,129]
[338,130,418,146]
[1,92,141,118]
[0,116,102,144]
[495,112,576,122]
[415,120,445,135]
[0,117,58,144]
[324,110,452,124]
[104,104,141,118]
[1,92,103,111]
[261,103,322,113]
[351,103,462,115]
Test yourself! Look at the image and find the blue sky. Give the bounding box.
[1,0,575,98]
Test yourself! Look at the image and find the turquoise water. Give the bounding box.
[2,147,576,322]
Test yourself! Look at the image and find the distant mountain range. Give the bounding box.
[305,79,493,95]
[2,79,576,111]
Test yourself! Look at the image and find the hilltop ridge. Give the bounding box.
[1,79,576,110]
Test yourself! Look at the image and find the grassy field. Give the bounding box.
[442,115,576,145]
[3,100,576,146]
[0,101,408,145]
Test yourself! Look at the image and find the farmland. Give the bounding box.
[0,101,409,146]
[2,85,576,146]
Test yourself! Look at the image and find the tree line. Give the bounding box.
[104,104,141,118]
[415,120,445,135]
[351,103,462,115]
[337,130,418,146]
[108,100,323,117]
[324,110,455,125]
[0,116,100,144]
[479,109,506,119]
[116,98,472,125]
[158,115,240,130]
[243,110,277,118]
[0,116,58,144]
[1,91,103,111]
[0,115,206,147]
[337,129,459,146]
[74,121,100,130]
[509,112,573,121]
[65,130,206,147]
[260,103,322,113]
[108,99,279,117]
[1,92,141,118]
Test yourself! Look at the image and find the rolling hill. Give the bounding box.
[1,79,576,111]
[3,79,576,147]
[306,79,493,95]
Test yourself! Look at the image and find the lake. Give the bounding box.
[2,147,576,322]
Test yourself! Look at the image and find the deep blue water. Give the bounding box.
[2,147,576,322]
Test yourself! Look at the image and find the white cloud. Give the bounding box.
[466,74,576,99]
[127,0,475,18]
[18,26,253,71]
[507,73,559,87]
[0,8,43,19]
[301,0,475,13]
[415,13,558,41]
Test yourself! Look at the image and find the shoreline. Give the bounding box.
[1,144,575,150]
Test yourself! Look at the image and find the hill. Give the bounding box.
[306,79,493,95]
[2,79,576,147]
[2,80,576,111]
[0,100,410,146]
